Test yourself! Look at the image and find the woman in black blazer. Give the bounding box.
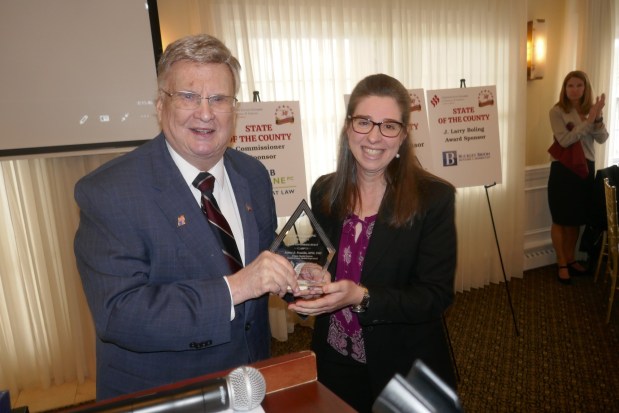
[289,74,457,412]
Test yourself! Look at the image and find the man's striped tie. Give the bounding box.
[192,172,243,272]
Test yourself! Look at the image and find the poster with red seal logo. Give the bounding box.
[425,86,502,188]
[230,101,307,217]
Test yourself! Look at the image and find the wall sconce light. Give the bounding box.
[527,19,547,80]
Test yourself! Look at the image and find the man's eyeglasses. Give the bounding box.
[160,89,238,113]
[347,116,404,138]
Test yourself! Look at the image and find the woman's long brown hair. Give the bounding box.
[319,73,453,227]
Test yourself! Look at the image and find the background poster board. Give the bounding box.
[230,101,307,217]
[407,89,433,170]
[426,86,502,188]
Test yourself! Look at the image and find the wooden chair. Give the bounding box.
[603,178,619,323]
[594,230,608,282]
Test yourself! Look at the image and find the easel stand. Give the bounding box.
[484,182,520,336]
[458,79,519,336]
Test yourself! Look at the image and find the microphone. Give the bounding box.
[75,366,266,412]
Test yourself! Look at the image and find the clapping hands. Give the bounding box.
[589,93,606,122]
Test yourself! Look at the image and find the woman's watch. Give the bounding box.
[351,284,370,313]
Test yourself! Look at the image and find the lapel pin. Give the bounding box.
[177,214,186,227]
[245,204,253,212]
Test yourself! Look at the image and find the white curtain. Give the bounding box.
[578,0,616,167]
[1,0,530,396]
[0,153,119,396]
[559,0,616,167]
[196,0,528,290]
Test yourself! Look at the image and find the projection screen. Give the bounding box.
[0,0,162,157]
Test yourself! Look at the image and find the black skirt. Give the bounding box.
[547,160,595,226]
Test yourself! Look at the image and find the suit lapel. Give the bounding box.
[149,135,232,276]
[224,152,259,265]
[361,219,400,280]
[223,153,259,316]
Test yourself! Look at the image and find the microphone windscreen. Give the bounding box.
[227,366,266,411]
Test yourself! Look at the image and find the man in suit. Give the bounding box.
[74,34,299,401]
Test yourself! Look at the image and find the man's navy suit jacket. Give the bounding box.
[74,134,276,400]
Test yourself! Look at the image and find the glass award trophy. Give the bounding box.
[270,199,335,292]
